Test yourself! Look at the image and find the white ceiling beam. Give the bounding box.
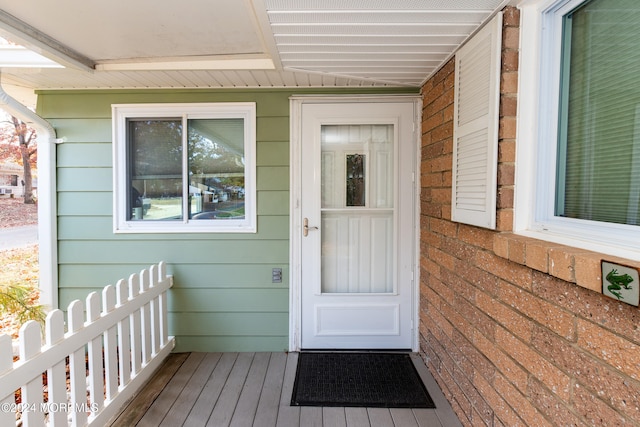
[0,9,95,71]
[0,45,63,68]
[95,56,275,71]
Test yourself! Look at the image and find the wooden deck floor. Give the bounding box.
[110,352,463,427]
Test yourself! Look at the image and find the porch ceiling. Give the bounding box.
[0,0,511,96]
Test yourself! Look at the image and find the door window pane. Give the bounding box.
[320,124,395,294]
[346,154,366,207]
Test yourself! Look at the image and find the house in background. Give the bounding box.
[0,162,36,198]
[0,162,21,196]
[0,0,638,425]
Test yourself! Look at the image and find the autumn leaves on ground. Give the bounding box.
[0,197,40,339]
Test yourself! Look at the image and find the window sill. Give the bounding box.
[493,232,640,293]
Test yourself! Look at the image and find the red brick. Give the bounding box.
[477,289,533,341]
[528,378,590,427]
[423,110,444,131]
[443,103,455,122]
[501,72,518,94]
[443,267,477,303]
[453,259,499,295]
[442,238,479,264]
[431,187,451,204]
[507,234,525,264]
[573,383,630,427]
[502,26,520,50]
[430,153,453,173]
[442,137,454,155]
[500,95,518,117]
[498,140,516,162]
[496,328,572,400]
[525,240,549,273]
[429,278,455,312]
[494,373,553,427]
[429,246,456,271]
[495,209,513,232]
[548,247,576,283]
[573,252,603,292]
[497,163,515,186]
[421,171,442,187]
[441,299,475,340]
[457,296,497,341]
[499,281,575,340]
[474,329,527,390]
[433,59,455,85]
[493,234,509,259]
[458,225,495,251]
[533,270,640,344]
[501,49,519,72]
[577,319,640,381]
[424,139,445,158]
[473,373,516,427]
[421,130,432,146]
[475,250,533,290]
[502,6,520,27]
[499,116,517,139]
[443,67,455,90]
[497,187,514,210]
[532,325,640,421]
[423,85,438,102]
[430,217,458,237]
[432,121,453,143]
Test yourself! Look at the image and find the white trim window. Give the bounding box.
[112,103,257,233]
[517,0,640,260]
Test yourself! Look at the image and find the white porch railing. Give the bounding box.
[0,262,174,427]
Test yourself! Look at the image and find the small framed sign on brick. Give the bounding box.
[601,261,640,306]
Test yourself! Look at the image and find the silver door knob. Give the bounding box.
[303,217,319,237]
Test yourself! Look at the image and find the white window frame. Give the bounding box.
[112,102,257,233]
[516,0,640,261]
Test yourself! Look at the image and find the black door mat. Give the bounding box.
[291,352,436,408]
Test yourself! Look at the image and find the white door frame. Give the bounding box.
[289,95,422,351]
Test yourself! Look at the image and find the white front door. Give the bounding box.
[294,99,419,350]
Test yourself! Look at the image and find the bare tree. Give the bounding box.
[0,115,37,204]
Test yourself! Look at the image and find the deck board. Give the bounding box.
[185,352,238,425]
[390,408,419,427]
[112,352,462,427]
[230,352,271,427]
[160,352,222,426]
[275,352,300,427]
[345,407,370,427]
[253,352,287,427]
[206,352,254,427]
[137,352,206,427]
[110,352,189,427]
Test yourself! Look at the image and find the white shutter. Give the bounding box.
[451,13,502,229]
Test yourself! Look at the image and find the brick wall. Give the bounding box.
[419,7,640,426]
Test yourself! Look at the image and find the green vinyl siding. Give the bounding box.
[58,168,112,192]
[168,289,289,312]
[57,192,111,216]
[56,143,112,167]
[57,240,289,264]
[59,264,288,289]
[48,119,113,143]
[39,87,417,352]
[58,215,289,240]
[175,335,289,353]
